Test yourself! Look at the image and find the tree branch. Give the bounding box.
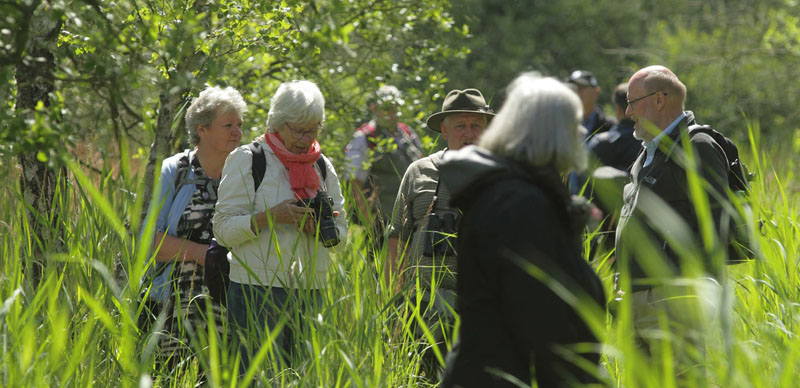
[0,0,42,68]
[0,0,28,11]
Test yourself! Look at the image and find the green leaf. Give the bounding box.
[64,156,127,242]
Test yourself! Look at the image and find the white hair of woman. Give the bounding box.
[478,72,587,173]
[266,80,325,132]
[185,86,247,145]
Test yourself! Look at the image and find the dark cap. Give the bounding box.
[567,70,599,88]
[425,89,495,132]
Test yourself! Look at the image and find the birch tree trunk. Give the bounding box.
[15,4,63,285]
[138,0,210,222]
[140,89,187,220]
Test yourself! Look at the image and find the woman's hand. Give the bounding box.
[187,242,208,267]
[154,231,208,266]
[251,199,314,233]
[271,199,313,224]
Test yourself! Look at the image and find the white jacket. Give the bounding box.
[213,140,347,289]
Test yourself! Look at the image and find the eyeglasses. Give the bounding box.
[627,90,666,107]
[285,122,322,139]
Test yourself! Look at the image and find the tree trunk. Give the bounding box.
[140,89,188,223]
[15,5,63,285]
[139,2,210,223]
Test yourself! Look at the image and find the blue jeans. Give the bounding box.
[226,281,322,373]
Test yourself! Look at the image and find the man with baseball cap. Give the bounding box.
[385,88,494,380]
[567,70,617,139]
[566,70,618,195]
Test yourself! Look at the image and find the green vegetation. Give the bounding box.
[1,124,798,387]
[1,0,799,387]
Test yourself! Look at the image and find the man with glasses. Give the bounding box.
[615,65,729,384]
[344,85,423,253]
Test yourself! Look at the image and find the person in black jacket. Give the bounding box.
[439,73,606,388]
[585,82,643,258]
[615,65,729,384]
[565,70,617,195]
[587,82,642,172]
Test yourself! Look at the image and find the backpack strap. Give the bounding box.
[316,157,328,181]
[173,149,194,194]
[248,141,328,191]
[688,124,730,163]
[397,122,414,138]
[357,121,378,150]
[426,150,447,216]
[248,142,267,190]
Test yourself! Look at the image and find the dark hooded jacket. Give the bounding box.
[439,146,605,388]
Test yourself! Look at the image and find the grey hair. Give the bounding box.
[478,72,587,173]
[266,80,325,132]
[375,85,405,106]
[185,86,247,146]
[642,68,687,109]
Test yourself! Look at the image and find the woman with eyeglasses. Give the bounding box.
[213,80,347,371]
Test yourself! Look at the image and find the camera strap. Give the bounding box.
[428,175,444,216]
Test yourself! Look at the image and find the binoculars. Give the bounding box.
[422,210,458,257]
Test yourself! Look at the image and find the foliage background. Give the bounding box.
[1,0,799,387]
[3,0,800,165]
[445,0,800,151]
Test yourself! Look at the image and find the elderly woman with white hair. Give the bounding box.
[438,73,606,388]
[213,80,347,369]
[146,85,245,367]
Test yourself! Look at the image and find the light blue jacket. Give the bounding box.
[147,149,197,301]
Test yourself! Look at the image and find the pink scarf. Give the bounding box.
[265,132,322,199]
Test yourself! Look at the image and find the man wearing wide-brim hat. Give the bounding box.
[425,88,495,148]
[385,88,494,380]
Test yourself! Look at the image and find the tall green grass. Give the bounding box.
[0,122,798,387]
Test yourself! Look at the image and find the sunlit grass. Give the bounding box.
[1,122,798,387]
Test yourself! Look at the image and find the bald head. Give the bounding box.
[630,66,687,110]
[626,65,688,141]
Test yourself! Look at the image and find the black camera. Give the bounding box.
[422,210,459,257]
[297,191,340,248]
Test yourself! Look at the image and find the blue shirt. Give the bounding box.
[643,112,685,167]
